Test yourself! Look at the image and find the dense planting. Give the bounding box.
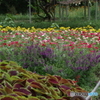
[0,25,100,51]
[0,25,100,99]
[1,43,99,88]
[0,60,88,100]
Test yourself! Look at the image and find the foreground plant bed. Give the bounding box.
[0,60,89,100]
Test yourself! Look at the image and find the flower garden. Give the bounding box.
[0,25,100,100]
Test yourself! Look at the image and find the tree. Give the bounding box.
[34,0,58,21]
[0,0,28,14]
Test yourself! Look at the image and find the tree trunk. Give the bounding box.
[35,0,57,21]
[59,3,62,20]
[66,5,69,20]
[84,0,87,18]
[29,0,32,23]
[95,0,98,20]
[61,5,64,20]
[98,0,100,19]
[88,0,91,20]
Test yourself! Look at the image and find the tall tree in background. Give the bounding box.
[34,0,58,21]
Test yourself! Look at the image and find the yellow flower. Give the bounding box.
[0,25,3,28]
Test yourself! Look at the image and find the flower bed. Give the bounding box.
[0,25,100,99]
[0,25,100,52]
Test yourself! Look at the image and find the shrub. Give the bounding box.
[0,60,88,100]
[0,17,15,27]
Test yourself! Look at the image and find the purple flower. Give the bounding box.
[80,51,83,54]
[58,69,63,73]
[96,55,100,59]
[0,59,2,62]
[40,47,55,60]
[45,65,52,72]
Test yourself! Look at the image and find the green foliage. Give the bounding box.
[0,16,15,27]
[0,44,100,92]
[8,19,100,29]
[0,60,88,100]
[51,48,100,89]
[90,3,98,19]
[0,12,100,29]
[50,23,59,28]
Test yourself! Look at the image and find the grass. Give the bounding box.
[1,15,100,29]
[0,4,100,29]
[13,19,100,29]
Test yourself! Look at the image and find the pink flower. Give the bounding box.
[10,41,18,45]
[90,50,95,53]
[49,42,57,45]
[63,44,69,47]
[87,44,92,48]
[3,38,7,40]
[57,36,62,39]
[94,47,99,49]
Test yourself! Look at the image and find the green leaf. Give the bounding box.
[0,96,18,100]
[28,96,40,100]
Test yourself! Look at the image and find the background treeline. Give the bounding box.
[0,0,94,15]
[0,0,100,29]
[0,0,29,14]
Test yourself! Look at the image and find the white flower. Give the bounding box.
[21,35,24,37]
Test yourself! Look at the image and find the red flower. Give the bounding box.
[90,50,95,53]
[2,43,7,45]
[75,75,81,83]
[73,81,77,83]
[57,36,62,39]
[87,44,92,48]
[94,47,99,49]
[42,44,46,46]
[49,42,57,45]
[71,46,74,50]
[10,41,18,45]
[14,41,18,44]
[76,75,80,79]
[15,33,19,35]
[97,38,100,41]
[69,44,73,46]
[8,44,11,46]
